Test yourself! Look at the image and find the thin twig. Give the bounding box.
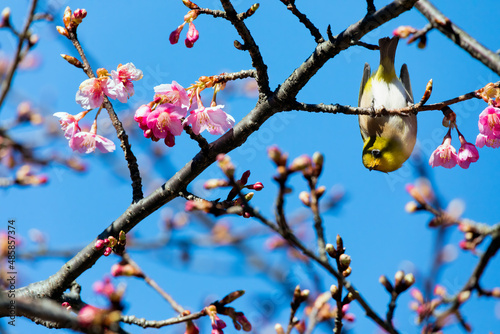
[279,0,324,43]
[220,0,272,97]
[120,311,205,329]
[415,0,500,75]
[0,0,39,113]
[121,253,185,314]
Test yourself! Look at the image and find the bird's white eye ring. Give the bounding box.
[371,149,381,158]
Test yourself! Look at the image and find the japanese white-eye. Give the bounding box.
[358,36,417,172]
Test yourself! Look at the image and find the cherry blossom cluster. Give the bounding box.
[429,112,479,169]
[134,80,234,147]
[429,83,500,169]
[54,62,143,153]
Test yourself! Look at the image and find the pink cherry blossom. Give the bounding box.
[75,77,113,110]
[185,22,199,48]
[184,105,235,135]
[429,135,457,168]
[476,106,500,148]
[476,132,500,148]
[69,120,115,154]
[106,63,143,103]
[134,104,152,131]
[145,104,185,146]
[478,105,500,138]
[457,135,479,169]
[53,112,85,139]
[154,81,190,109]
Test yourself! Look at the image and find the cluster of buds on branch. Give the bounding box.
[205,290,252,334]
[95,230,127,257]
[76,277,125,331]
[326,235,351,278]
[186,154,263,217]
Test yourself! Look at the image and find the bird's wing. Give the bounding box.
[400,63,413,104]
[358,63,371,107]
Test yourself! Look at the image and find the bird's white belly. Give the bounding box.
[371,79,407,109]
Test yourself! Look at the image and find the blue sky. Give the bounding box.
[1,0,499,333]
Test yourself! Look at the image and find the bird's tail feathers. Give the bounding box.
[379,36,399,69]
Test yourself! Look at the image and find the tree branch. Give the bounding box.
[415,0,500,75]
[0,0,39,113]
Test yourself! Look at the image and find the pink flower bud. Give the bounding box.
[240,170,251,185]
[170,24,184,44]
[185,22,199,48]
[103,247,112,256]
[95,239,105,250]
[247,182,264,191]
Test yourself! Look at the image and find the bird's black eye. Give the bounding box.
[371,149,381,158]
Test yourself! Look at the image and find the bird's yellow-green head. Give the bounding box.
[362,135,408,172]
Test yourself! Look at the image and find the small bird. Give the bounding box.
[358,36,417,172]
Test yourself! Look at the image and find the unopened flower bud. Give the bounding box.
[0,7,11,27]
[204,178,229,189]
[392,25,417,38]
[405,184,425,204]
[342,267,352,277]
[434,284,447,297]
[394,270,404,287]
[405,201,419,213]
[275,323,285,334]
[103,247,112,256]
[458,290,471,303]
[316,185,326,198]
[56,26,69,38]
[63,6,71,28]
[420,79,433,104]
[111,262,143,277]
[28,34,39,46]
[73,8,87,21]
[182,0,199,9]
[246,3,259,16]
[219,290,245,305]
[491,287,500,298]
[244,192,254,201]
[379,275,393,293]
[267,146,282,165]
[239,170,251,185]
[336,234,344,253]
[325,243,337,258]
[299,191,311,206]
[330,284,340,299]
[217,154,235,178]
[170,24,184,44]
[342,291,355,304]
[339,254,351,268]
[60,54,83,68]
[95,239,105,250]
[312,151,324,174]
[403,273,415,289]
[289,155,311,172]
[247,182,264,191]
